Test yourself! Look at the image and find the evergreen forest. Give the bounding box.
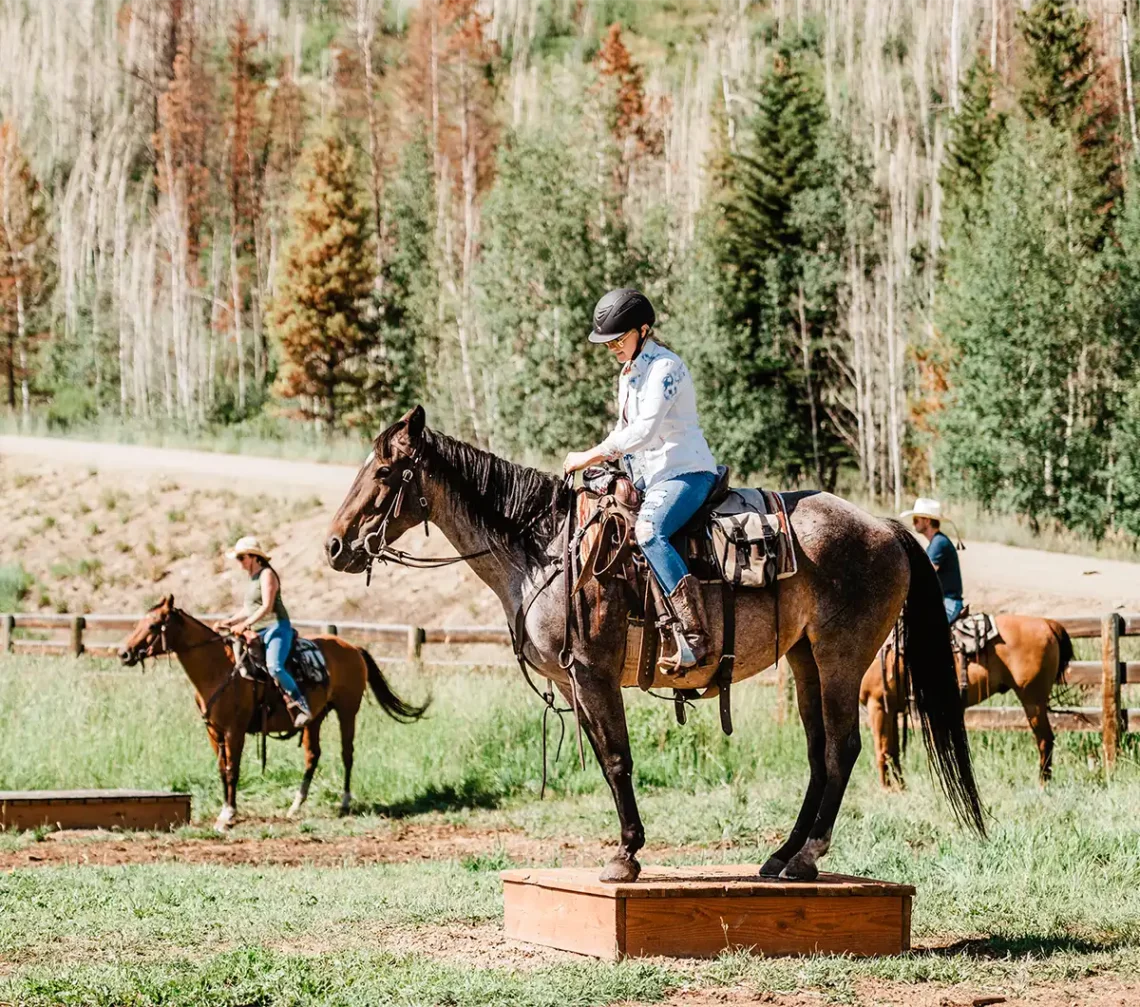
[4,0,1140,539]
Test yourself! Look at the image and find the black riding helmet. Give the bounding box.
[588,288,656,343]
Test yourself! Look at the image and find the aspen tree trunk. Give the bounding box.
[949,0,962,113]
[457,46,483,445]
[231,222,245,410]
[16,283,28,419]
[990,0,999,71]
[356,0,385,278]
[798,283,823,488]
[1124,6,1139,156]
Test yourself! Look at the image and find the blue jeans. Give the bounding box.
[944,597,963,624]
[258,621,302,703]
[635,471,718,594]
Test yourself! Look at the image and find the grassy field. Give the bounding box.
[2,654,1140,1005]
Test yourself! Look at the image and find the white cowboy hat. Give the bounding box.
[226,535,271,562]
[899,497,943,521]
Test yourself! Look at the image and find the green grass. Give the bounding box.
[2,654,1140,1003]
[0,562,33,611]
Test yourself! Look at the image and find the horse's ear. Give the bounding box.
[407,404,425,441]
[388,404,426,457]
[160,594,174,611]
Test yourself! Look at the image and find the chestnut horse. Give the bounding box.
[118,595,427,830]
[324,406,985,883]
[861,614,1072,787]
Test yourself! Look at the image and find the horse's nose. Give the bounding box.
[117,647,130,663]
[326,535,343,565]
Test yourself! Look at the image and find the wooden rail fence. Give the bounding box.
[0,612,510,664]
[962,612,1139,770]
[3,610,1137,765]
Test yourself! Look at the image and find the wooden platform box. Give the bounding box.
[0,790,192,832]
[501,865,913,960]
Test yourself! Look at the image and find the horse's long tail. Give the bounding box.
[1048,620,1073,685]
[362,649,430,722]
[888,520,986,836]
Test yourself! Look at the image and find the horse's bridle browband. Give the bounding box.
[351,447,492,579]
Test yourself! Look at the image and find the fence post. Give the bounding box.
[1102,612,1122,773]
[1,614,13,654]
[69,616,85,657]
[323,623,337,637]
[407,626,425,662]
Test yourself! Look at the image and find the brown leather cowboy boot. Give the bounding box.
[664,574,709,670]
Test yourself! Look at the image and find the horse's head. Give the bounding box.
[118,594,179,666]
[326,405,429,573]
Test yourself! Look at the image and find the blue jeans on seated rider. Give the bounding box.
[634,470,718,595]
[944,597,963,624]
[258,621,303,703]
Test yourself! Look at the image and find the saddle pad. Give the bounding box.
[953,613,998,656]
[287,637,329,688]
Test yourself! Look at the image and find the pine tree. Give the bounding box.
[709,35,852,487]
[1017,0,1119,225]
[941,61,1006,225]
[269,129,378,431]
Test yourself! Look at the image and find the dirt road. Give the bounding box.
[3,434,1138,616]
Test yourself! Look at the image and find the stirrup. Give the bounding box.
[287,696,312,728]
[658,626,697,675]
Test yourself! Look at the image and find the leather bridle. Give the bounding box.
[350,449,491,581]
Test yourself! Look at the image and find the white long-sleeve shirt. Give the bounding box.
[597,339,717,489]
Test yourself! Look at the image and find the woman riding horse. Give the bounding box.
[217,536,311,727]
[562,288,717,670]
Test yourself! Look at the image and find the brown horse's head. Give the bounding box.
[326,405,429,573]
[118,594,179,666]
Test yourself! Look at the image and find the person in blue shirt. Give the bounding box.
[901,498,963,623]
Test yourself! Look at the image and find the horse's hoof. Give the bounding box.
[779,854,819,882]
[599,855,641,883]
[758,855,785,877]
[214,819,232,834]
[286,801,303,819]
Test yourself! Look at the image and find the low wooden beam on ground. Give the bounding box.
[0,790,191,831]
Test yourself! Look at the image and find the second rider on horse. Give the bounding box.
[562,288,718,670]
[217,536,312,728]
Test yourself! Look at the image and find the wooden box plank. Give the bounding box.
[623,893,907,958]
[0,790,191,832]
[501,866,912,960]
[503,878,621,959]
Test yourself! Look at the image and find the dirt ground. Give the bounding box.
[633,979,1140,1006]
[3,435,1139,629]
[0,821,652,870]
[0,443,504,629]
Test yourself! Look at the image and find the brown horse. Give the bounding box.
[324,406,985,882]
[118,595,427,830]
[861,614,1073,787]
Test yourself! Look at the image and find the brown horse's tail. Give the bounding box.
[362,649,430,722]
[888,520,987,836]
[1048,620,1073,685]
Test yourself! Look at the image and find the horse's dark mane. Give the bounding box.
[421,429,570,559]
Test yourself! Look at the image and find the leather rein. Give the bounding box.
[133,609,243,725]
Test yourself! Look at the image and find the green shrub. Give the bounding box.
[0,563,33,611]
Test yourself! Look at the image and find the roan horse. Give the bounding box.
[119,595,427,830]
[325,406,985,882]
[861,614,1072,787]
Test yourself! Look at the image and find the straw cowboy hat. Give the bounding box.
[226,535,271,562]
[899,497,943,521]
